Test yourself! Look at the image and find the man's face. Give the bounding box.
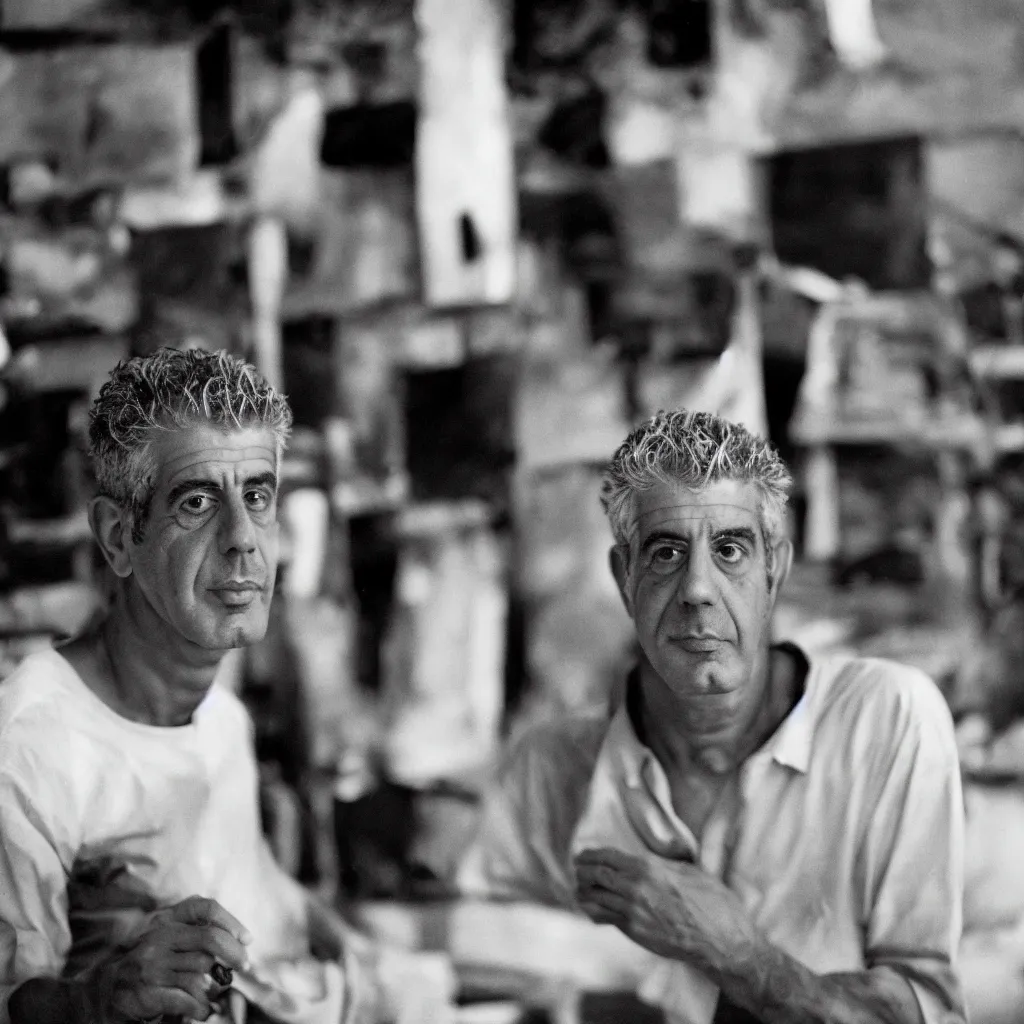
[615,478,781,715]
[125,423,280,651]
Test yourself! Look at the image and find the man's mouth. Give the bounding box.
[674,635,725,653]
[210,582,264,607]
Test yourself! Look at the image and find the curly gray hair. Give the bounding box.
[600,409,793,571]
[89,348,292,542]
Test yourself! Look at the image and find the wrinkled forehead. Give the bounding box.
[150,423,279,484]
[626,480,763,545]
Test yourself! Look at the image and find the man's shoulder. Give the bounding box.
[0,649,80,737]
[0,650,87,792]
[817,653,949,710]
[499,710,609,786]
[506,709,609,759]
[812,652,956,750]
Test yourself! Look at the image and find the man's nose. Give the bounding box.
[218,493,257,555]
[676,544,716,606]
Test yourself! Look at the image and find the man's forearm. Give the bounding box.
[8,977,103,1024]
[711,936,925,1024]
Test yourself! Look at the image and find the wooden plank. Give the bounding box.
[970,345,1024,381]
[676,142,761,239]
[764,1,1024,149]
[403,314,465,368]
[4,335,128,395]
[1,0,101,28]
[802,447,841,562]
[284,167,418,317]
[249,216,287,393]
[288,0,417,101]
[5,217,138,334]
[515,350,629,471]
[119,170,231,229]
[927,133,1024,242]
[382,505,507,788]
[789,413,988,449]
[415,0,516,307]
[358,900,656,992]
[467,307,521,358]
[0,44,198,186]
[0,581,104,638]
[332,317,406,483]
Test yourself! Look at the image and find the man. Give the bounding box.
[0,349,420,1024]
[458,409,965,1024]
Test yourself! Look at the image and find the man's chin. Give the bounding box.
[660,661,744,701]
[218,628,264,649]
[656,647,735,685]
[201,610,271,650]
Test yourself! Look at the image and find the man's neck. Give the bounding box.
[67,596,224,728]
[634,646,803,784]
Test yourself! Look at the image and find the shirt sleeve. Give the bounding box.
[859,674,966,1024]
[455,728,582,907]
[0,767,75,1024]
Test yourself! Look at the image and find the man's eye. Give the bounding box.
[181,494,215,515]
[649,546,685,574]
[246,489,272,511]
[716,542,745,564]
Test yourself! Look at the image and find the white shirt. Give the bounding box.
[0,649,349,1024]
[458,649,966,1024]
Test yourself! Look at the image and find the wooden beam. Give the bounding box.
[415,0,517,308]
[1,0,101,28]
[4,336,128,396]
[358,899,657,992]
[5,217,138,334]
[0,44,198,186]
[771,77,1024,153]
[515,351,629,471]
[287,167,418,317]
[248,216,287,393]
[763,0,1024,149]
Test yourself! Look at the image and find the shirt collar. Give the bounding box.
[571,692,699,862]
[752,643,818,774]
[618,643,818,777]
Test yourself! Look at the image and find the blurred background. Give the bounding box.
[5,0,1024,1021]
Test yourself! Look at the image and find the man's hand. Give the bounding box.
[86,895,252,1023]
[574,849,930,1024]
[574,847,758,973]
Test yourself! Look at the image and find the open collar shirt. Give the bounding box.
[457,647,966,1024]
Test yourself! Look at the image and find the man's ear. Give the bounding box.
[609,544,634,618]
[88,496,133,579]
[769,536,793,601]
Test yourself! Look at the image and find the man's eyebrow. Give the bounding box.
[639,529,689,553]
[245,471,278,491]
[166,478,220,506]
[639,525,759,551]
[713,526,758,545]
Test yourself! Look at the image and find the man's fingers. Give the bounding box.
[168,922,248,970]
[574,847,644,876]
[577,898,627,928]
[171,951,216,977]
[191,929,248,972]
[170,896,252,946]
[575,862,630,895]
[172,971,217,1014]
[135,985,211,1021]
[576,883,633,920]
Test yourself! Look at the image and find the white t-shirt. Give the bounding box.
[0,649,348,1024]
